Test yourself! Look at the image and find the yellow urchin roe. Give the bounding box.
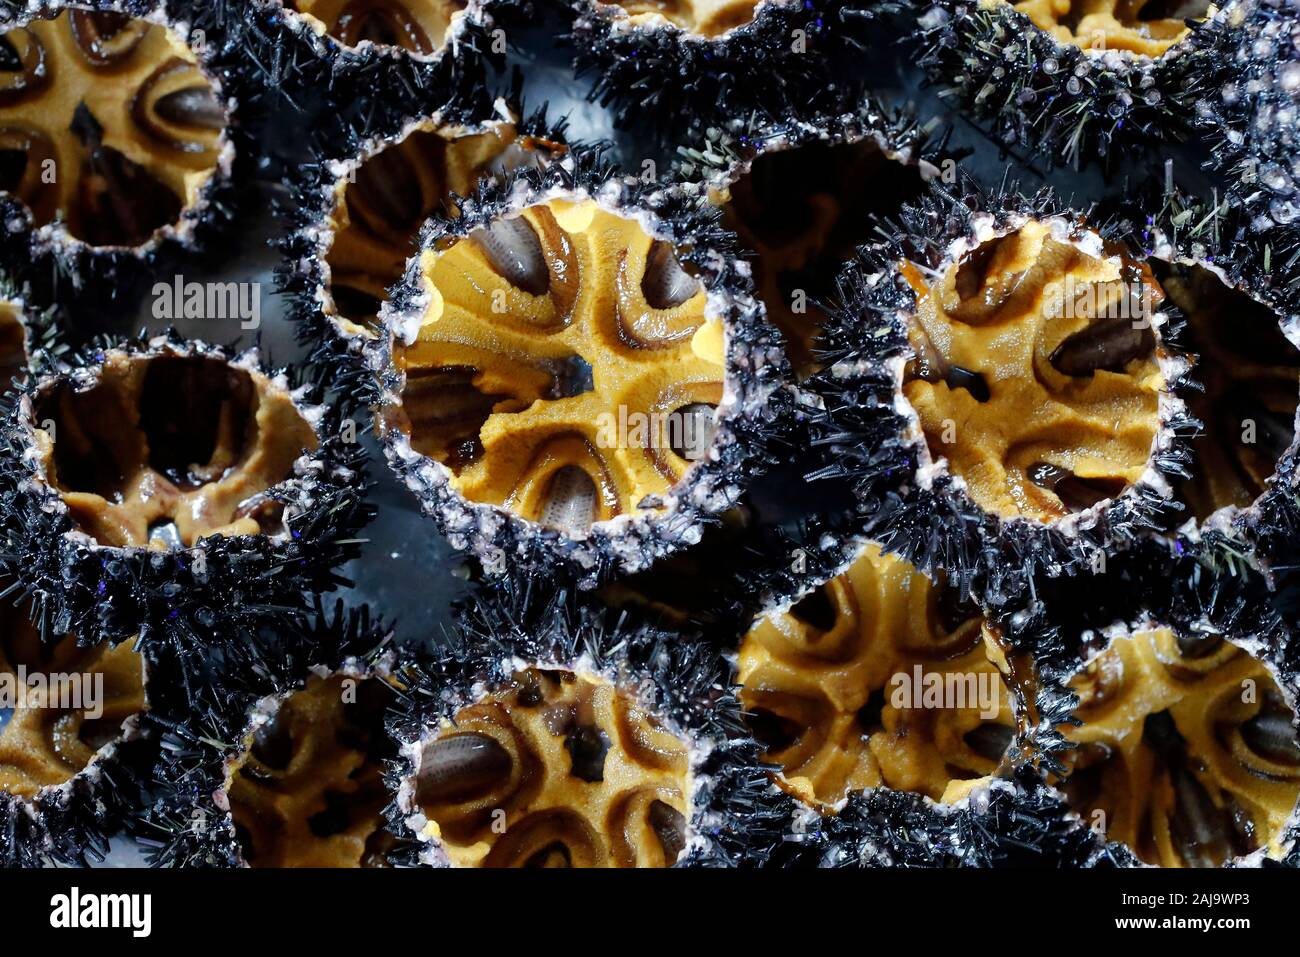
[0,10,227,247]
[0,300,28,388]
[614,0,771,38]
[900,220,1164,524]
[736,543,1016,807]
[225,674,399,868]
[287,0,467,53]
[1157,265,1300,521]
[997,0,1209,57]
[34,353,320,549]
[1060,627,1300,867]
[412,668,692,868]
[389,198,725,537]
[0,600,145,798]
[324,124,521,338]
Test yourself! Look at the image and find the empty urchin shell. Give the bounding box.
[809,178,1197,605]
[570,0,865,131]
[0,581,153,867]
[908,0,1228,168]
[387,582,800,867]
[0,1,239,277]
[0,332,373,648]
[1122,187,1300,584]
[365,148,789,586]
[133,601,404,868]
[681,94,940,379]
[1043,613,1299,867]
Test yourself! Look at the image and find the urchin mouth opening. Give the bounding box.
[390,197,727,539]
[227,673,399,868]
[721,135,926,375]
[1058,626,1300,867]
[896,221,1166,527]
[35,354,320,549]
[286,0,468,55]
[0,9,229,250]
[1151,261,1300,525]
[410,667,692,867]
[0,587,145,797]
[737,544,1017,807]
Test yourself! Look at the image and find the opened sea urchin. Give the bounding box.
[0,2,234,265]
[368,154,786,584]
[0,581,149,867]
[0,334,372,647]
[1058,623,1300,867]
[737,542,1019,808]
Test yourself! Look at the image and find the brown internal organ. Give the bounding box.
[324,126,514,336]
[720,137,924,375]
[1005,0,1209,57]
[392,199,723,534]
[226,674,399,868]
[0,597,145,798]
[900,221,1164,524]
[737,543,1015,806]
[35,353,319,549]
[0,12,226,246]
[413,668,692,868]
[1060,628,1300,867]
[288,0,467,53]
[614,0,767,37]
[1157,265,1300,520]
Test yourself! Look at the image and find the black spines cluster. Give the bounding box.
[801,770,1103,867]
[176,0,505,154]
[0,331,374,652]
[128,598,398,868]
[274,96,573,419]
[366,142,791,587]
[904,0,1225,170]
[1194,0,1300,239]
[384,577,802,867]
[569,0,878,134]
[806,176,1199,608]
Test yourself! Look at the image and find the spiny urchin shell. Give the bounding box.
[0,1,242,283]
[0,332,374,649]
[808,178,1198,607]
[131,600,400,867]
[1196,0,1300,235]
[365,146,790,586]
[385,580,800,867]
[1121,186,1300,587]
[907,0,1229,169]
[0,586,154,868]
